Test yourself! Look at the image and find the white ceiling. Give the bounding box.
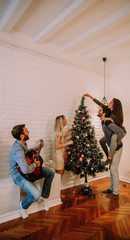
[0,0,130,70]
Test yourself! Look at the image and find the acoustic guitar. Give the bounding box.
[17,139,44,182]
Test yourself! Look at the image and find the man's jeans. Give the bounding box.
[14,167,55,209]
[109,147,123,195]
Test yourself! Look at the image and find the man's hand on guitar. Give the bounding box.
[34,159,41,167]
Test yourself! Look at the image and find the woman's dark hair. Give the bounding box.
[101,105,111,117]
[112,98,123,127]
[11,124,25,140]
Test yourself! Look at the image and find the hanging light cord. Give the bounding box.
[104,60,105,97]
[102,57,108,105]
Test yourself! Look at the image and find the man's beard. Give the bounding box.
[24,134,29,141]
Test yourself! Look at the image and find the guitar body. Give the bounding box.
[17,149,44,182]
[26,150,43,176]
[17,139,44,182]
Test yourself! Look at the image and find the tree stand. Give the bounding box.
[76,172,96,198]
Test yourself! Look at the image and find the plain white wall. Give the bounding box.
[108,61,130,182]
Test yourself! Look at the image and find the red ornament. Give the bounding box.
[79,157,83,161]
[82,116,85,120]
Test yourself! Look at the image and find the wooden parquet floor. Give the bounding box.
[0,178,130,240]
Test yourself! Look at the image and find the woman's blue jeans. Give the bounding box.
[14,167,55,209]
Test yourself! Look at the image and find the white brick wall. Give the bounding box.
[0,35,104,179]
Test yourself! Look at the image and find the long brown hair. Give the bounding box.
[112,98,123,127]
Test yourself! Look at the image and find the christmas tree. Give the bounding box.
[65,96,107,196]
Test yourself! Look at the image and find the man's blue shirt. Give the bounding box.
[9,140,36,180]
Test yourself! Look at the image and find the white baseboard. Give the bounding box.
[0,198,62,224]
[0,210,20,224]
[27,198,62,215]
[88,172,109,183]
[28,198,62,215]
[119,176,130,184]
[61,171,109,190]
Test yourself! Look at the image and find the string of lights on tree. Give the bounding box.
[65,96,107,183]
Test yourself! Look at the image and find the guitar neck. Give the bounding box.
[36,144,42,157]
[36,139,43,157]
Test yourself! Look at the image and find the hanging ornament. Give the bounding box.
[82,116,85,120]
[76,136,79,139]
[79,157,83,161]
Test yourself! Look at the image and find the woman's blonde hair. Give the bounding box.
[54,115,65,132]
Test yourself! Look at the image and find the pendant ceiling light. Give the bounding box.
[102,57,108,105]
